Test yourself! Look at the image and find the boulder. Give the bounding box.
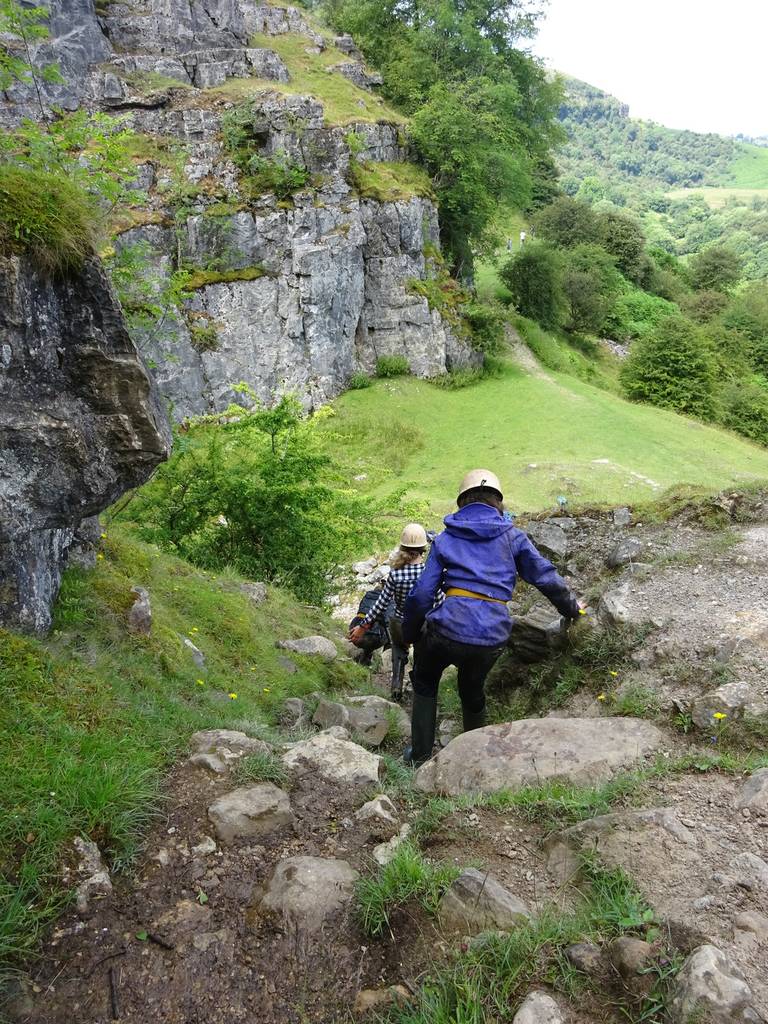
[257,856,358,934]
[415,718,665,796]
[313,695,408,746]
[507,605,569,664]
[512,991,564,1024]
[277,635,338,660]
[691,681,753,729]
[525,522,569,562]
[240,582,267,605]
[282,733,382,786]
[355,794,399,834]
[605,537,644,569]
[207,784,293,844]
[737,768,768,813]
[313,698,349,731]
[190,729,271,761]
[439,869,530,934]
[127,586,152,634]
[670,945,762,1023]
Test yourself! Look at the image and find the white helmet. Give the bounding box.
[400,523,428,549]
[457,469,503,501]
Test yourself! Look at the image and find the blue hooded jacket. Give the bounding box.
[401,503,579,647]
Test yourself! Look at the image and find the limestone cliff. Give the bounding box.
[0,255,171,633]
[2,0,478,418]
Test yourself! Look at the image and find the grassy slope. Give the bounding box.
[728,142,768,188]
[322,367,768,517]
[0,526,362,974]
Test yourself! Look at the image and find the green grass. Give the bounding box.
[474,205,528,303]
[185,265,267,290]
[350,160,434,202]
[320,363,768,517]
[0,525,359,978]
[233,750,289,787]
[217,32,405,127]
[667,186,768,209]
[727,142,768,188]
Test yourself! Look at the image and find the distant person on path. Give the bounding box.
[348,523,429,701]
[401,470,583,766]
[519,229,527,247]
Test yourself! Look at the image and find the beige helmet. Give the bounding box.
[457,469,503,501]
[400,523,428,549]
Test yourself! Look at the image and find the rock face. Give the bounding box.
[438,869,531,934]
[2,0,478,420]
[415,718,666,796]
[0,255,171,633]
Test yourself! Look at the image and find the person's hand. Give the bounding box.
[348,624,369,646]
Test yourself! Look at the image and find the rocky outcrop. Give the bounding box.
[0,255,170,633]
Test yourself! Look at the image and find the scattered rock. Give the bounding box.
[256,856,358,935]
[565,942,603,974]
[525,522,569,562]
[354,985,411,1015]
[691,681,753,729]
[613,507,632,526]
[191,836,217,857]
[207,784,293,844]
[598,584,632,626]
[605,537,644,569]
[512,990,564,1024]
[609,936,654,980]
[729,851,768,891]
[282,733,382,786]
[319,725,351,740]
[189,752,227,774]
[352,558,377,576]
[183,636,206,667]
[737,770,768,814]
[240,582,267,605]
[733,911,768,942]
[190,729,271,761]
[415,718,665,796]
[373,824,411,866]
[127,586,152,634]
[355,794,399,834]
[312,698,349,732]
[278,655,298,675]
[280,697,308,729]
[277,635,337,660]
[438,868,531,934]
[69,837,112,915]
[506,605,569,664]
[670,944,762,1023]
[439,718,459,747]
[312,696,408,746]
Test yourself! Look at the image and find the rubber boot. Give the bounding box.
[462,702,487,733]
[391,654,406,702]
[404,692,438,766]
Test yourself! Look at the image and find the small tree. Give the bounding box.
[499,243,561,329]
[620,315,718,419]
[560,243,621,334]
[690,245,741,292]
[597,210,648,284]
[533,195,601,249]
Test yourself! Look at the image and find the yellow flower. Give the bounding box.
[100,532,107,540]
[195,679,205,686]
[228,692,238,700]
[610,671,618,677]
[263,687,271,694]
[96,553,105,561]
[578,608,587,616]
[597,693,606,701]
[713,712,727,720]
[189,627,199,633]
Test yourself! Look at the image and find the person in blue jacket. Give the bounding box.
[401,469,583,766]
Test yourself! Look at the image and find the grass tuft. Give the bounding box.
[233,750,289,787]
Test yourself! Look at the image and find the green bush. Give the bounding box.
[721,378,768,445]
[499,243,562,329]
[348,371,372,390]
[0,165,99,272]
[221,104,310,200]
[620,315,718,419]
[375,355,411,378]
[462,301,505,353]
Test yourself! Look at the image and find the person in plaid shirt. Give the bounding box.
[348,524,428,700]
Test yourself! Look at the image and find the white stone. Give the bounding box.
[282,732,381,785]
[207,784,293,844]
[257,856,358,934]
[439,869,531,934]
[670,944,761,1023]
[355,795,399,831]
[512,991,565,1024]
[277,635,338,660]
[373,824,411,866]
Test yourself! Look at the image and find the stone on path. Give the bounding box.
[733,911,768,943]
[69,837,112,915]
[512,990,565,1024]
[670,944,762,1023]
[354,985,411,1015]
[613,507,632,526]
[729,852,768,891]
[313,695,409,746]
[525,522,569,562]
[598,584,632,626]
[355,794,399,834]
[737,769,768,813]
[282,733,381,786]
[373,824,411,866]
[190,729,271,766]
[207,784,293,844]
[257,856,358,934]
[605,537,644,569]
[691,681,754,730]
[415,718,666,796]
[277,635,337,660]
[439,868,530,934]
[609,936,654,981]
[127,586,152,634]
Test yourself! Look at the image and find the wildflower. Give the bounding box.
[100,532,107,540]
[578,608,587,616]
[189,626,199,633]
[713,712,727,720]
[195,679,205,686]
[228,692,238,700]
[597,693,606,701]
[263,687,271,694]
[610,671,618,677]
[96,553,105,561]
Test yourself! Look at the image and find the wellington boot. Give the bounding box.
[462,703,487,733]
[404,693,438,767]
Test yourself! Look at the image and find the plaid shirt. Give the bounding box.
[362,563,424,626]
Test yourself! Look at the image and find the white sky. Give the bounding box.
[529,0,768,137]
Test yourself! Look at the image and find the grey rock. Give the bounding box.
[282,733,382,785]
[207,784,293,844]
[313,695,408,746]
[525,522,569,562]
[512,991,564,1024]
[439,868,530,934]
[69,837,112,915]
[191,836,217,856]
[613,507,632,526]
[0,255,170,632]
[691,681,753,729]
[565,942,603,974]
[189,752,227,774]
[733,911,768,941]
[507,605,569,664]
[737,768,768,813]
[598,585,633,626]
[190,729,271,758]
[373,824,411,866]
[415,718,665,796]
[240,581,267,605]
[609,936,654,979]
[729,852,768,891]
[127,586,152,635]
[439,719,459,747]
[257,856,358,934]
[354,794,399,834]
[330,61,383,90]
[313,698,349,732]
[670,944,763,1023]
[183,637,206,667]
[280,697,308,729]
[605,537,644,568]
[278,635,338,660]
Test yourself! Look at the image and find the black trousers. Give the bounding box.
[411,629,504,712]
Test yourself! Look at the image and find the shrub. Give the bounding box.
[620,315,718,419]
[499,243,562,329]
[375,355,410,378]
[348,372,372,390]
[189,322,220,352]
[221,104,310,200]
[0,165,99,272]
[721,378,768,445]
[462,301,505,353]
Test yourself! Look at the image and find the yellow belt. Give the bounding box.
[445,587,507,605]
